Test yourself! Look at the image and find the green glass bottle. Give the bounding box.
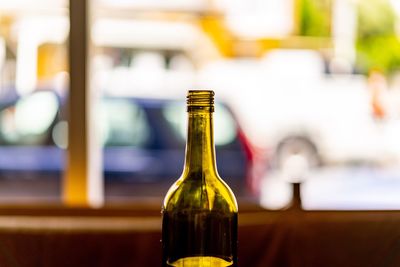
[162,90,238,267]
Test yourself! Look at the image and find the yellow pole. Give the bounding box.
[64,0,103,207]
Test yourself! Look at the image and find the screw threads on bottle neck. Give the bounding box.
[187,90,215,112]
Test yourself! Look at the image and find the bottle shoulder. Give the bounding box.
[163,173,238,213]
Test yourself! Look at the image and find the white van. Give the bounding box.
[199,49,400,169]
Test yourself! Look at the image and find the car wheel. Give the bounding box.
[275,136,320,173]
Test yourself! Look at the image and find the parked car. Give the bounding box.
[200,49,400,173]
[0,90,262,198]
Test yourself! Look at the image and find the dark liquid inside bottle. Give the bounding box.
[162,209,238,267]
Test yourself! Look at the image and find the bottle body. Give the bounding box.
[162,91,238,267]
[162,192,237,266]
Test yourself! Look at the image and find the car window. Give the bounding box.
[99,99,150,147]
[52,98,151,149]
[0,91,59,145]
[162,102,237,146]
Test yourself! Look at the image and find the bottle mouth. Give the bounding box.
[187,90,215,112]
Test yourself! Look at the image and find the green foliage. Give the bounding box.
[357,0,395,38]
[299,0,332,37]
[357,36,400,74]
[356,0,400,74]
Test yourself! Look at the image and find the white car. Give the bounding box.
[199,49,400,170]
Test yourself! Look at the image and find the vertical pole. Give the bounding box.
[289,182,302,210]
[292,0,301,35]
[64,0,103,207]
[87,0,104,207]
[332,0,357,66]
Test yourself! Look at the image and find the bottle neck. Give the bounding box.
[182,111,217,179]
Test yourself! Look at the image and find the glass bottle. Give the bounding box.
[162,90,238,267]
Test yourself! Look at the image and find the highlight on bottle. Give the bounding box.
[186,90,215,112]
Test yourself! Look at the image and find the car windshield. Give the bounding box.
[0,91,59,146]
[99,98,150,147]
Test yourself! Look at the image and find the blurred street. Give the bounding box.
[1,165,400,210]
[1,0,400,209]
[261,165,400,210]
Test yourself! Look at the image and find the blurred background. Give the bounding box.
[0,0,400,210]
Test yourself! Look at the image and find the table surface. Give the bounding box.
[0,204,399,267]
